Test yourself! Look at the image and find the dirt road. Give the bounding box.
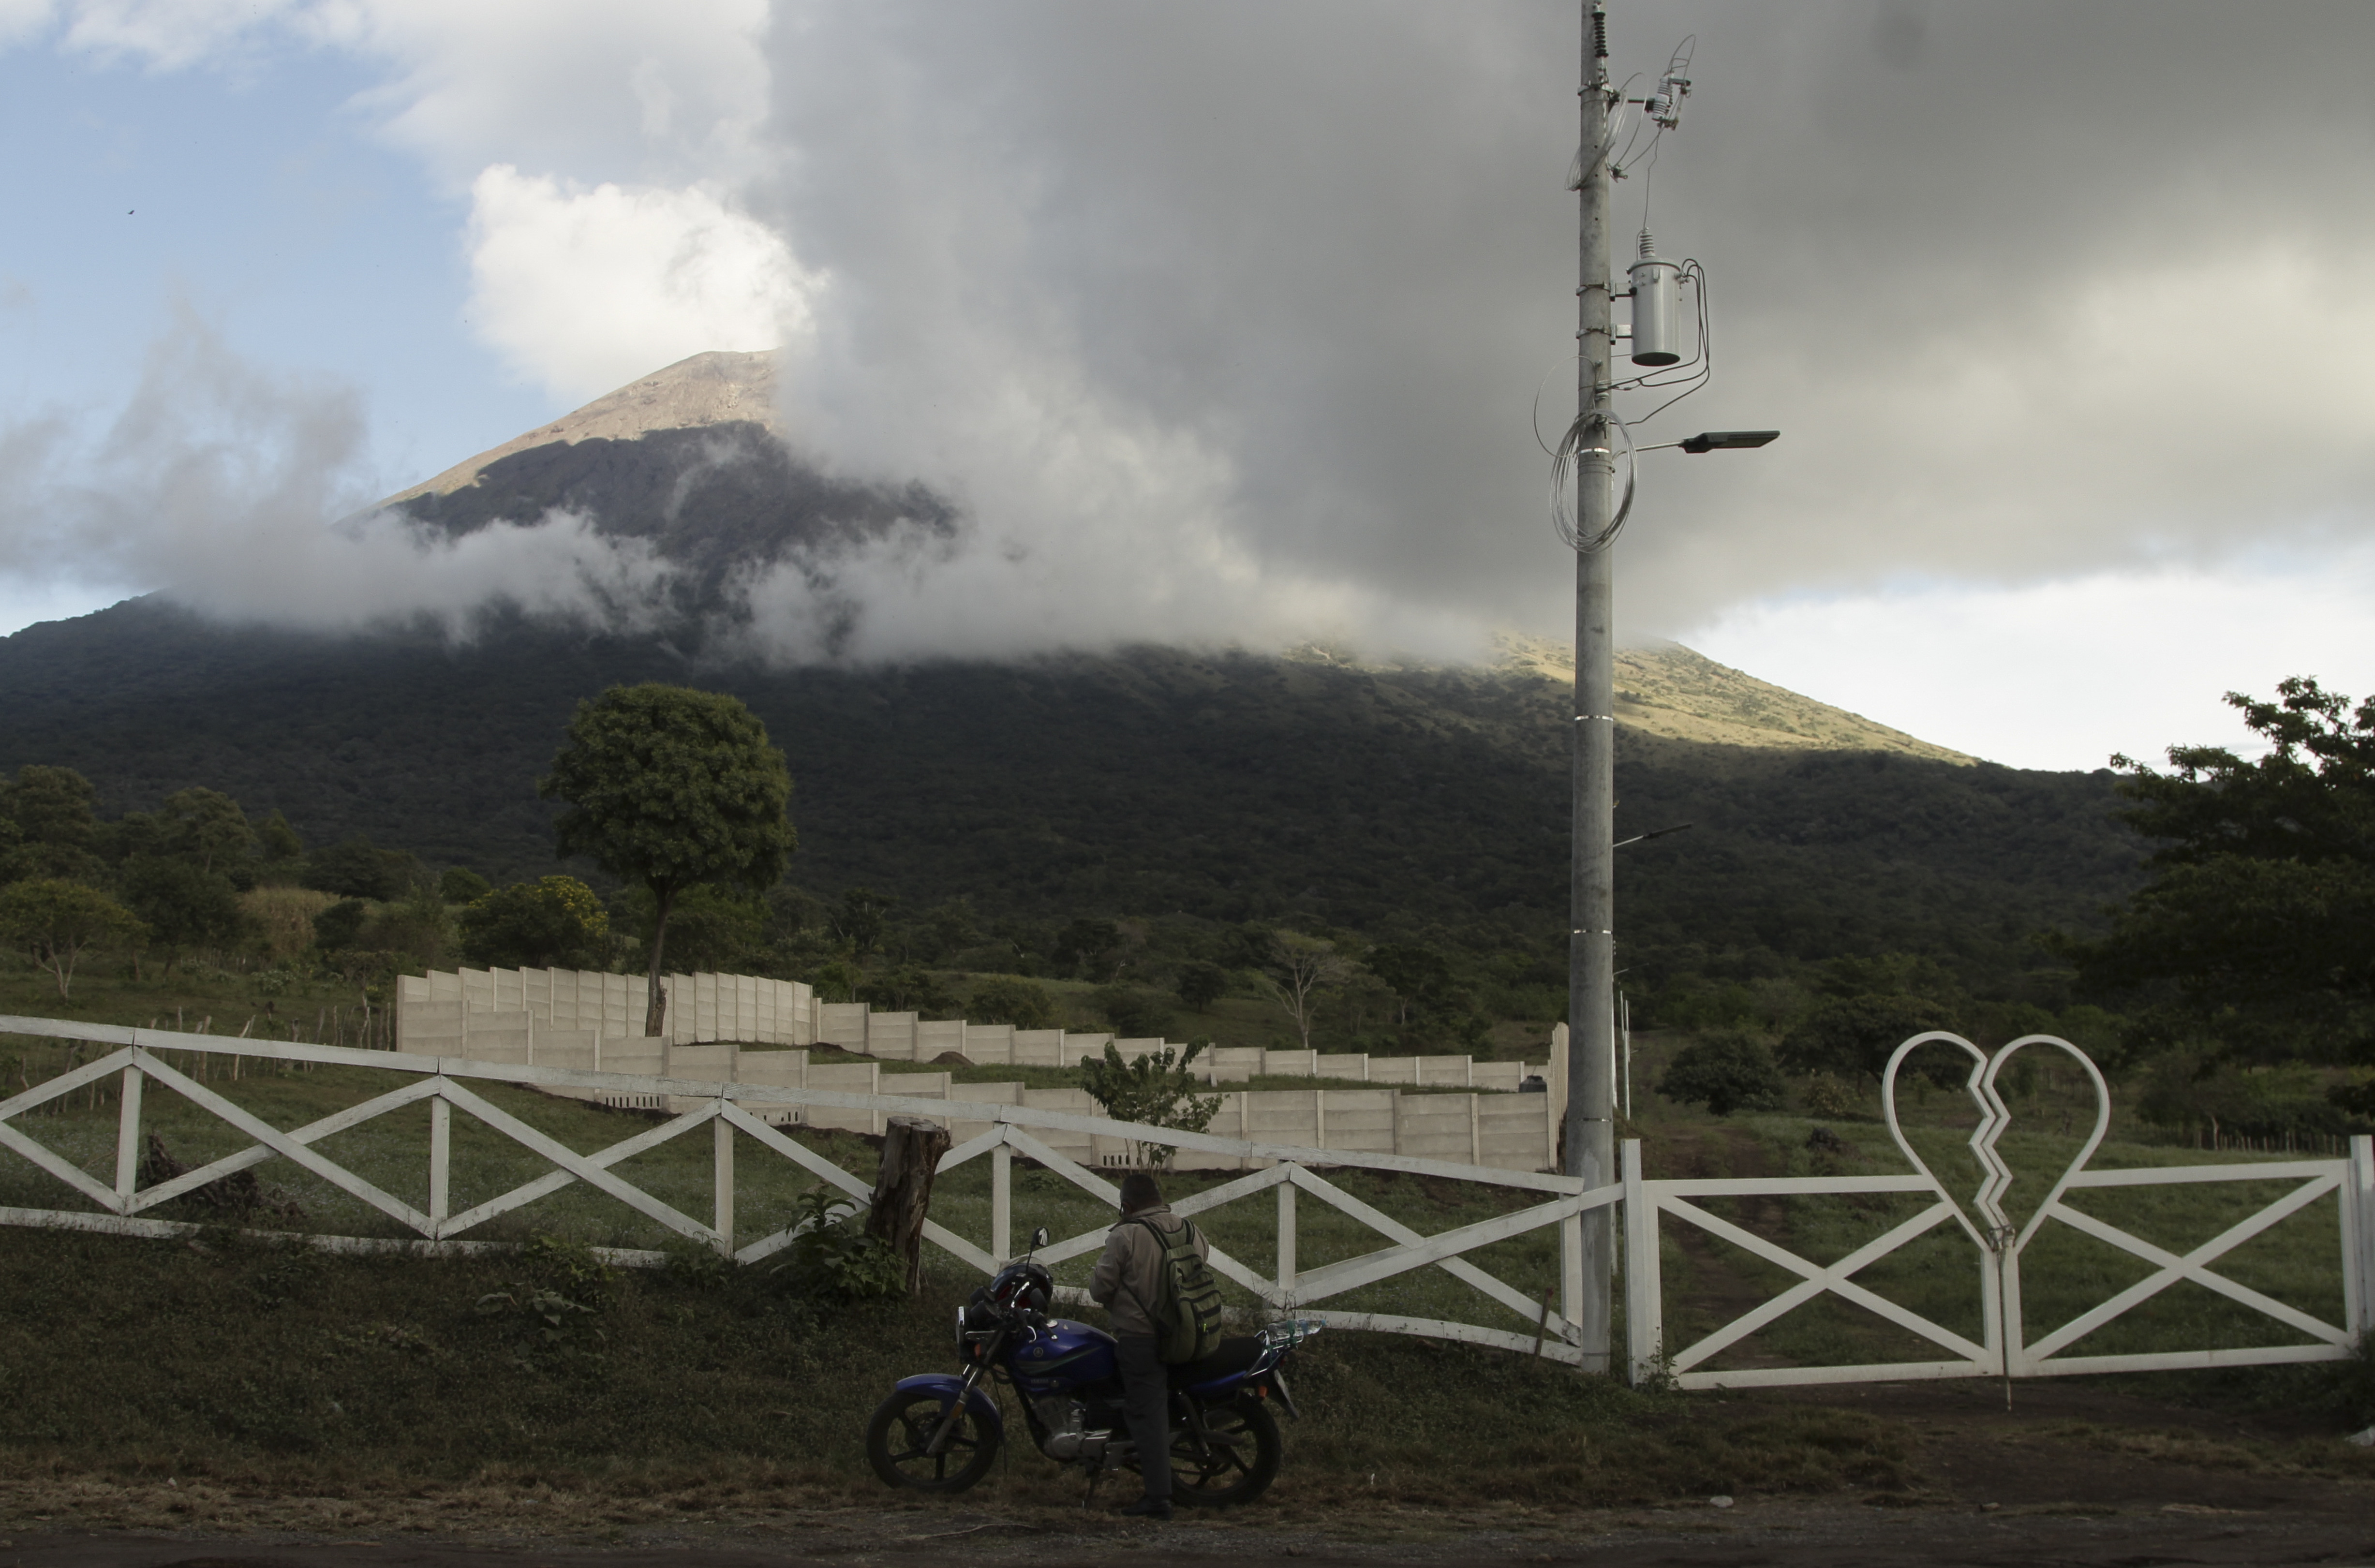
[4,1379,2369,1567]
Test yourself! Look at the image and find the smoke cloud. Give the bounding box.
[9,1,2375,680]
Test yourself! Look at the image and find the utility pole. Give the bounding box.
[1563,0,1617,1374]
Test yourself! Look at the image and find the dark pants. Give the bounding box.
[1115,1333,1172,1501]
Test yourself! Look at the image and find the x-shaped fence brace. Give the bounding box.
[0,1020,1603,1360]
[1621,1123,2372,1389]
[2013,1161,2361,1374]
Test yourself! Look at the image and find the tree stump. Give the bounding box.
[867,1115,951,1295]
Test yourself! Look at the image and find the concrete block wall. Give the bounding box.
[393,965,1562,1158]
[376,1014,1558,1172]
[398,968,816,1053]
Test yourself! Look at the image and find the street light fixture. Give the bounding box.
[1634,430,1782,454]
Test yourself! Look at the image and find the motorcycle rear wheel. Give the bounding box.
[865,1390,1001,1494]
[1167,1395,1282,1507]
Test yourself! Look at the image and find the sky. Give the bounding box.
[2,1,2373,772]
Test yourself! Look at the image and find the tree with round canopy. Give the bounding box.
[539,684,795,1036]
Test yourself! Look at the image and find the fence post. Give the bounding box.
[992,1138,1012,1265]
[714,1109,736,1257]
[1621,1139,1660,1383]
[429,1091,451,1236]
[1277,1171,1299,1308]
[2349,1134,2375,1336]
[113,1063,143,1209]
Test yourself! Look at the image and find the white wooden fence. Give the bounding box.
[0,1014,1607,1364]
[5,1018,2367,1385]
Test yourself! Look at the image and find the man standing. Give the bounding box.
[1089,1170,1207,1521]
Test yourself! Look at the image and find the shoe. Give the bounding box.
[1118,1496,1172,1521]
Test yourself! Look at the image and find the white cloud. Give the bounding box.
[0,0,53,48]
[466,165,809,404]
[0,312,691,636]
[33,0,770,185]
[1687,549,2375,772]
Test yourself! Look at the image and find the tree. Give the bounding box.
[1077,1040,1222,1168]
[1174,959,1229,1014]
[457,876,612,970]
[1255,930,1350,1050]
[119,856,244,973]
[158,786,255,873]
[1052,917,1122,981]
[1777,993,1949,1080]
[540,683,796,1035]
[0,765,103,883]
[968,976,1057,1030]
[1656,1030,1788,1117]
[439,867,493,903]
[1367,944,1453,1027]
[830,887,896,958]
[0,878,146,999]
[859,963,955,1017]
[2064,678,2375,1066]
[304,836,410,901]
[257,810,305,864]
[917,897,978,962]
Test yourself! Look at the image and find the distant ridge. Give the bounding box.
[1496,635,1976,765]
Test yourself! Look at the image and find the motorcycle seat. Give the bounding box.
[1169,1335,1264,1388]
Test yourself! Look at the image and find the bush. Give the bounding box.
[1801,1071,1865,1120]
[457,876,610,970]
[968,975,1057,1030]
[1093,983,1175,1039]
[1077,1039,1222,1167]
[312,898,371,953]
[771,1187,906,1304]
[1656,1029,1788,1117]
[858,962,954,1016]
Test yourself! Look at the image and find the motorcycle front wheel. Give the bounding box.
[1167,1395,1282,1507]
[865,1389,1001,1494]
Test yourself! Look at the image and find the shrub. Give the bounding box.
[457,876,610,970]
[968,975,1057,1030]
[771,1187,907,1304]
[1801,1071,1865,1120]
[1656,1029,1788,1117]
[1078,1039,1222,1167]
[312,898,371,953]
[1093,983,1175,1039]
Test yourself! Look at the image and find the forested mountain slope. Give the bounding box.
[0,597,2138,992]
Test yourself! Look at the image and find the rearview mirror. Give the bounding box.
[1031,1226,1050,1249]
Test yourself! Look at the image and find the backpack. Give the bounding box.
[1129,1215,1227,1364]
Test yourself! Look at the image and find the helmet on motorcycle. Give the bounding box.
[990,1260,1053,1315]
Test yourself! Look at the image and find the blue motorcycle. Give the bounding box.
[865,1226,1321,1506]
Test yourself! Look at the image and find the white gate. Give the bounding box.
[1625,1033,2375,1388]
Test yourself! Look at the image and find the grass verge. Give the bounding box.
[0,1226,1917,1515]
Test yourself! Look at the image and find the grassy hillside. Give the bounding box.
[0,601,2140,1002]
